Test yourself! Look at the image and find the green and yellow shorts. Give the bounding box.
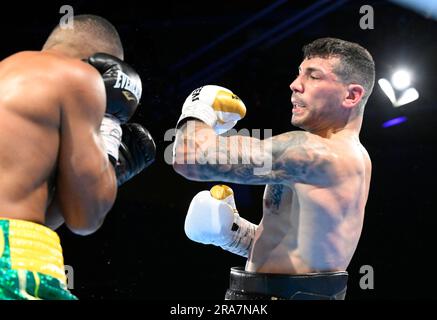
[0,218,77,300]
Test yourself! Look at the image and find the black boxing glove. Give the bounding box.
[88,53,143,168]
[87,53,142,123]
[115,123,156,186]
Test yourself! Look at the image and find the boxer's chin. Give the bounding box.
[291,114,305,128]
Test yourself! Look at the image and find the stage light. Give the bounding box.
[391,69,411,90]
[378,68,419,107]
[397,87,419,107]
[382,116,407,128]
[378,78,396,105]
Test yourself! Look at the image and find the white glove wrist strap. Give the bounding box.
[177,102,217,129]
[221,212,257,258]
[100,114,122,161]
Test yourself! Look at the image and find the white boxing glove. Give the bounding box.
[177,85,246,135]
[184,185,257,258]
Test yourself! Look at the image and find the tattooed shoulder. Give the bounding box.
[264,184,284,212]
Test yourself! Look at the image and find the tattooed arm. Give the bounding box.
[173,120,335,185]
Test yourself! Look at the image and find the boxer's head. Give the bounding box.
[290,37,375,133]
[42,14,124,60]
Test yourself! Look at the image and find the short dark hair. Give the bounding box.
[43,14,123,59]
[303,37,375,111]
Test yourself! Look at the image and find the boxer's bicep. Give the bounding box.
[274,132,336,185]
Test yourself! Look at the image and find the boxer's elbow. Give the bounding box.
[63,186,116,236]
[65,204,109,236]
[67,219,103,236]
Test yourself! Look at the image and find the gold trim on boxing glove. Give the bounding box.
[212,90,246,118]
[210,185,234,200]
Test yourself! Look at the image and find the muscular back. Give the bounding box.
[0,51,104,225]
[247,135,371,274]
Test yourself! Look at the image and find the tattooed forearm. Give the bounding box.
[173,121,333,185]
[177,121,274,184]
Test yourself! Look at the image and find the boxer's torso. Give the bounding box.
[246,133,371,274]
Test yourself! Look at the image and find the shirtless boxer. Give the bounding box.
[173,38,375,300]
[0,15,155,300]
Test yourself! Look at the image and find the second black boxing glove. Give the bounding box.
[115,123,156,186]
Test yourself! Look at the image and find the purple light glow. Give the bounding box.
[382,116,407,128]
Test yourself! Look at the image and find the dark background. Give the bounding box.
[1,0,436,300]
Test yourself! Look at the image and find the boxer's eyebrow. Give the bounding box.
[298,66,324,74]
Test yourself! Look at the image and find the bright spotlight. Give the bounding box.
[378,78,396,105]
[396,87,419,107]
[378,67,419,108]
[391,70,411,90]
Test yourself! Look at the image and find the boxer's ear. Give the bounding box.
[342,84,364,109]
